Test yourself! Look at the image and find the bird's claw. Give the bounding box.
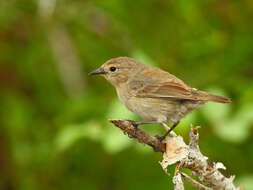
[155,135,165,142]
[126,120,139,128]
[131,122,139,128]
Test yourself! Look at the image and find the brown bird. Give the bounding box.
[89,57,231,139]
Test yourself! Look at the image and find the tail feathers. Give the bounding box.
[207,94,231,104]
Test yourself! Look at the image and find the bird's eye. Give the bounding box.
[109,66,117,72]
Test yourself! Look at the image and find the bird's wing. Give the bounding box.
[129,67,206,101]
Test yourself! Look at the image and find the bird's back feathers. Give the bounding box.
[129,65,231,103]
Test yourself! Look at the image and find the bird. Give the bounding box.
[89,57,231,139]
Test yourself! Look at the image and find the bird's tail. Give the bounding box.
[206,93,231,103]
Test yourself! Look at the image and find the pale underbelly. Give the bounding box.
[121,96,202,123]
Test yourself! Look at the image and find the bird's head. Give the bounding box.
[89,57,141,86]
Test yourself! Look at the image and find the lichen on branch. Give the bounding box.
[110,119,240,190]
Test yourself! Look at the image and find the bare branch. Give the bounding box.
[110,119,240,190]
[110,120,166,152]
[173,173,184,190]
[181,172,211,190]
[182,128,239,190]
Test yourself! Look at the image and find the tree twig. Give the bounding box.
[110,120,166,152]
[173,173,184,190]
[110,119,240,190]
[181,172,211,190]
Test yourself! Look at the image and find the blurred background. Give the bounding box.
[1,0,253,189]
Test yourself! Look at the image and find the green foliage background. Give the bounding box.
[1,0,253,189]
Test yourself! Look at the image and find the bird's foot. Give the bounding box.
[155,134,166,142]
[156,127,175,142]
[125,120,139,128]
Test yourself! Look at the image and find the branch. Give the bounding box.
[173,173,184,190]
[110,120,166,152]
[181,172,211,190]
[110,119,240,190]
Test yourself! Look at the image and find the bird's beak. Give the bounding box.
[89,67,107,76]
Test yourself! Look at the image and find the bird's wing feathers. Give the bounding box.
[129,67,206,101]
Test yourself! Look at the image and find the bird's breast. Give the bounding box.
[115,86,134,111]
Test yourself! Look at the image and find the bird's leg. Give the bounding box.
[166,121,179,134]
[157,122,179,141]
[161,123,170,131]
[126,120,160,128]
[134,121,159,126]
